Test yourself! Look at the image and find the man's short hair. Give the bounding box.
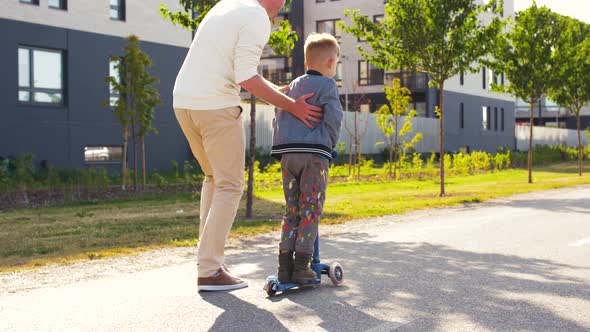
[304,33,340,66]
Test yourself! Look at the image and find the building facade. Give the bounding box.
[1,0,523,173]
[294,0,517,153]
[0,0,192,172]
[515,97,590,131]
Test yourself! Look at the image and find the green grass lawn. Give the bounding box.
[1,161,589,271]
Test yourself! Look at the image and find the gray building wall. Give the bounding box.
[444,90,515,153]
[0,18,190,172]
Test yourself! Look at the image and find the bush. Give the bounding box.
[452,153,470,175]
[471,151,492,173]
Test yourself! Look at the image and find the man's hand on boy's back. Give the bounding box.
[278,85,290,94]
[287,93,323,128]
[240,75,323,128]
[278,84,323,128]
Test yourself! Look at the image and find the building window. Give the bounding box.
[482,67,487,90]
[19,0,39,5]
[109,58,121,107]
[358,60,384,86]
[460,71,464,85]
[335,62,342,87]
[110,0,125,21]
[48,0,66,10]
[18,47,65,105]
[460,103,464,129]
[501,108,505,131]
[482,106,491,131]
[501,73,505,86]
[416,102,427,117]
[494,107,498,131]
[84,146,123,163]
[316,19,343,40]
[260,57,291,86]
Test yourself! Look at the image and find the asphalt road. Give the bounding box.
[1,186,590,332]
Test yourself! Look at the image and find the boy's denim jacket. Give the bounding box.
[271,70,344,161]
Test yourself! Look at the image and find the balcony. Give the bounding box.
[385,71,429,93]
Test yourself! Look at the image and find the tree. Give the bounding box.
[342,0,504,196]
[107,57,131,190]
[160,0,297,216]
[488,2,559,184]
[548,16,590,176]
[107,36,162,190]
[376,78,423,179]
[342,84,369,179]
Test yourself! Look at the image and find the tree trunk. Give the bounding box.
[121,126,128,191]
[354,111,359,178]
[357,135,362,181]
[439,85,446,197]
[528,102,534,184]
[389,139,394,179]
[394,115,400,180]
[348,134,353,177]
[246,95,256,218]
[131,120,138,191]
[577,112,582,176]
[141,135,146,191]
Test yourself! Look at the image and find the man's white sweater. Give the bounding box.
[173,0,271,111]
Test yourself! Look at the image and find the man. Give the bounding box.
[173,0,322,291]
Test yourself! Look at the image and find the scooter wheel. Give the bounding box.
[265,280,277,297]
[328,262,344,286]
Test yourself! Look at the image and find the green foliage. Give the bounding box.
[13,154,35,190]
[159,0,218,31]
[494,150,511,171]
[183,160,201,185]
[487,3,561,182]
[76,210,95,218]
[342,0,504,86]
[160,0,297,56]
[375,78,422,179]
[171,160,180,183]
[151,171,169,189]
[411,152,424,174]
[547,15,590,175]
[549,16,590,115]
[452,153,471,175]
[488,3,559,103]
[342,0,504,195]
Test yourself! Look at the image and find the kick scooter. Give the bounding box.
[264,235,344,297]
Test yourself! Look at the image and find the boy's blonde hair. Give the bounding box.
[304,33,340,67]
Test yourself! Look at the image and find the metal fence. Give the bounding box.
[241,103,589,155]
[515,125,588,151]
[240,103,440,154]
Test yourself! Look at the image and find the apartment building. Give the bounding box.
[0,0,192,171]
[515,97,590,130]
[298,0,517,153]
[1,0,523,173]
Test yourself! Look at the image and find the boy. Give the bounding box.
[271,33,344,284]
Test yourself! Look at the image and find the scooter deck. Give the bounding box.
[265,262,330,293]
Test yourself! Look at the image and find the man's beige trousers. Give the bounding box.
[174,107,245,277]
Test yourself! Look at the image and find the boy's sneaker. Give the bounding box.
[198,268,248,292]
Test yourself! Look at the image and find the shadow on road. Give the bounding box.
[506,197,590,214]
[225,231,590,331]
[200,292,290,331]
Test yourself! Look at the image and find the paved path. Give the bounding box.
[1,186,590,331]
